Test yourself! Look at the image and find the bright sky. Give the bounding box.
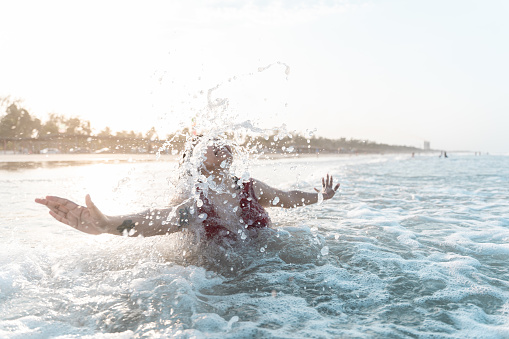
[1,0,508,153]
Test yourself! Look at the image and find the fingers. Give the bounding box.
[85,194,104,220]
[36,198,71,215]
[49,210,72,226]
[35,197,60,209]
[85,194,94,210]
[85,194,99,218]
[321,175,335,186]
[36,196,77,212]
[317,174,339,191]
[35,197,46,205]
[323,175,338,188]
[36,195,84,227]
[47,196,79,210]
[331,176,337,190]
[48,207,78,227]
[321,174,335,188]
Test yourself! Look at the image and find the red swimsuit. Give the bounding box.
[198,178,271,239]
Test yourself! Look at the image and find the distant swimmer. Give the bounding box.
[35,136,340,240]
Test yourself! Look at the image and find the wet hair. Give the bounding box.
[181,135,232,164]
[175,135,238,198]
[179,134,234,177]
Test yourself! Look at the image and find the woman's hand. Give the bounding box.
[35,194,109,234]
[315,174,340,200]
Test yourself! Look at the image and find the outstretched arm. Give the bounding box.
[252,174,340,208]
[35,195,195,237]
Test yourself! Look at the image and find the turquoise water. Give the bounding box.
[1,153,508,338]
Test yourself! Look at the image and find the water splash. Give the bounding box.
[156,64,296,204]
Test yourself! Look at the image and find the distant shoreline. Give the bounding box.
[0,151,442,164]
[0,153,177,163]
[1,151,486,171]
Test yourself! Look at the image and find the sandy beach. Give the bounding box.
[0,153,182,171]
[0,151,351,164]
[0,153,179,163]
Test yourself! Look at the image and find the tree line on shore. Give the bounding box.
[0,98,423,155]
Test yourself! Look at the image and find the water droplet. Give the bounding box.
[317,192,324,205]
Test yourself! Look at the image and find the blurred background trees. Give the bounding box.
[0,96,422,155]
[0,102,41,139]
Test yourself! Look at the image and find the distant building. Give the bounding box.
[424,141,430,150]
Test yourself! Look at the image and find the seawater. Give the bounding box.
[1,154,508,338]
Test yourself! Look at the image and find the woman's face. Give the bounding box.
[202,143,233,171]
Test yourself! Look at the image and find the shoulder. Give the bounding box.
[250,178,267,191]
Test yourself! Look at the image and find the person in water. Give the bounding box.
[35,137,340,239]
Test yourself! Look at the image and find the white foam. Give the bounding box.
[4,150,509,337]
